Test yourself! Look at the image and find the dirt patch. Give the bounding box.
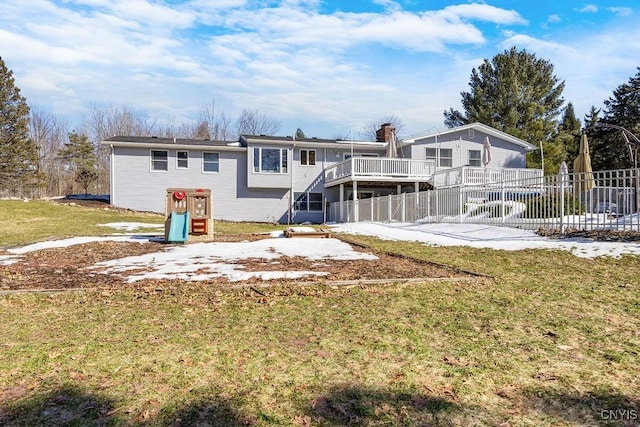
[537,228,640,242]
[51,195,146,213]
[0,235,476,292]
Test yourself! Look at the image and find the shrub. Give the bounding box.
[521,192,585,218]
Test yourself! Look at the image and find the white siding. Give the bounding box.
[112,145,326,223]
[408,131,527,170]
[246,145,292,189]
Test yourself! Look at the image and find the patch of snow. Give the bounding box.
[329,222,640,259]
[98,222,164,232]
[7,235,152,255]
[0,255,20,266]
[89,238,376,282]
[287,226,318,233]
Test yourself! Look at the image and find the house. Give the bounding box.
[400,122,536,169]
[102,122,539,224]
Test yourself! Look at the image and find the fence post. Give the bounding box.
[370,197,374,221]
[458,186,463,223]
[401,192,406,222]
[560,180,565,233]
[501,181,506,223]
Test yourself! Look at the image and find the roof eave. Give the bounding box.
[101,140,247,151]
[400,122,537,151]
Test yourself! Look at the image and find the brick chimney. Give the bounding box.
[376,123,395,142]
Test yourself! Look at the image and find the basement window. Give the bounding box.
[294,192,323,211]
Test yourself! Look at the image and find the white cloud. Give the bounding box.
[439,3,527,25]
[372,0,402,12]
[501,29,640,123]
[578,4,598,13]
[609,7,632,17]
[548,14,562,23]
[3,0,632,140]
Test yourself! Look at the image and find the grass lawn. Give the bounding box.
[0,200,638,426]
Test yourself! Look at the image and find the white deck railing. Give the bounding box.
[324,157,436,185]
[328,168,640,232]
[432,166,543,187]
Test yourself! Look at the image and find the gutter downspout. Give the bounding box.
[323,147,327,223]
[109,144,114,206]
[289,143,295,225]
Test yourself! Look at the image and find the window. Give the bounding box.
[439,149,453,167]
[203,152,219,173]
[151,150,168,171]
[425,147,437,161]
[253,147,288,173]
[177,151,188,169]
[294,192,323,211]
[300,149,316,166]
[468,150,481,167]
[468,129,475,138]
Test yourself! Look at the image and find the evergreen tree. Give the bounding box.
[443,47,565,172]
[58,131,98,194]
[557,102,581,163]
[295,128,306,139]
[582,106,610,171]
[583,106,601,128]
[598,67,640,169]
[0,56,40,189]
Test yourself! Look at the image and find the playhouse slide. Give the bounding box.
[167,211,190,243]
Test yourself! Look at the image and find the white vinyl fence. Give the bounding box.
[328,168,640,232]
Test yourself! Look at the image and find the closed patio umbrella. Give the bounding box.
[482,136,492,166]
[386,128,398,158]
[573,133,595,193]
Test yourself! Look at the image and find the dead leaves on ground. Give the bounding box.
[1,236,474,292]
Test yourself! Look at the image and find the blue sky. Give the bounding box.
[0,0,638,139]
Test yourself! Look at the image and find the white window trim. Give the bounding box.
[253,147,288,174]
[202,151,220,174]
[150,149,168,172]
[176,150,189,169]
[468,149,481,167]
[294,191,323,212]
[439,148,453,168]
[300,149,316,166]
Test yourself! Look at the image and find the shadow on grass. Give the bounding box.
[0,384,118,426]
[158,396,254,426]
[521,387,640,426]
[304,384,461,426]
[0,385,254,427]
[9,382,635,426]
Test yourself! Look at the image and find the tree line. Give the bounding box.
[1,50,639,198]
[1,55,289,197]
[444,47,640,175]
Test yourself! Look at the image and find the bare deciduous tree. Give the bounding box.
[234,108,281,137]
[82,104,156,141]
[158,100,233,140]
[361,114,406,141]
[81,104,156,194]
[29,107,69,195]
[197,99,232,140]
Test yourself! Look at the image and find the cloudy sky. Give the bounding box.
[1,0,638,139]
